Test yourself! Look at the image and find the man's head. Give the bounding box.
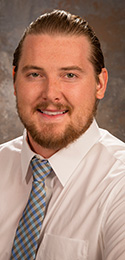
[13,10,108,156]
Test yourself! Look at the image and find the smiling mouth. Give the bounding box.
[37,109,69,116]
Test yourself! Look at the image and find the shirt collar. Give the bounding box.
[21,130,35,181]
[49,119,101,186]
[21,119,101,186]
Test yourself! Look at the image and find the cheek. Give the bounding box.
[15,82,35,105]
[72,90,97,115]
[69,90,94,107]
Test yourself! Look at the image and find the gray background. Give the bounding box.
[0,0,125,144]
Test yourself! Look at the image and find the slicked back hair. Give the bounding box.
[13,9,105,82]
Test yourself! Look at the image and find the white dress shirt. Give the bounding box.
[0,120,125,260]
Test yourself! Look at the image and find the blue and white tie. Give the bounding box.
[10,156,52,260]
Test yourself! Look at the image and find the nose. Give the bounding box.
[42,77,62,102]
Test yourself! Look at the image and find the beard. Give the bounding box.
[16,99,98,150]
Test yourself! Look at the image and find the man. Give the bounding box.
[0,9,124,260]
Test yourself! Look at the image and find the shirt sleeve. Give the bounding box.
[101,177,125,260]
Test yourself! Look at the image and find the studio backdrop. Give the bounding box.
[0,0,125,143]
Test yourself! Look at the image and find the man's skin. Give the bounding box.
[14,33,108,158]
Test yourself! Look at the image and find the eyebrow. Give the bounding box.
[22,65,84,73]
[60,66,84,73]
[22,65,44,73]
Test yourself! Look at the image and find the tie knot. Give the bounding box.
[30,156,52,182]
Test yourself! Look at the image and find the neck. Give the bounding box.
[27,132,58,158]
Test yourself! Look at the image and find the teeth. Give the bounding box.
[40,110,66,116]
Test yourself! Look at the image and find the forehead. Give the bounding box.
[23,33,91,54]
[19,33,92,69]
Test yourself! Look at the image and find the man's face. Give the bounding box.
[14,34,107,151]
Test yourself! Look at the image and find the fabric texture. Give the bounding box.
[0,120,125,260]
[10,156,52,260]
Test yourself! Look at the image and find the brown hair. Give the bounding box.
[13,9,105,82]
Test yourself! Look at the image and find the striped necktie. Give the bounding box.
[10,156,52,260]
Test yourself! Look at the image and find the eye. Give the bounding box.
[66,73,76,79]
[30,72,40,78]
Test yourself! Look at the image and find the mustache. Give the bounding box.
[35,101,72,112]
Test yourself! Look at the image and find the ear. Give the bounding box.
[13,85,16,96]
[12,67,16,96]
[96,68,108,100]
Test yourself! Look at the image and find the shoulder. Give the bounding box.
[99,128,125,165]
[0,136,23,159]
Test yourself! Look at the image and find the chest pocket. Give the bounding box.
[37,233,89,260]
